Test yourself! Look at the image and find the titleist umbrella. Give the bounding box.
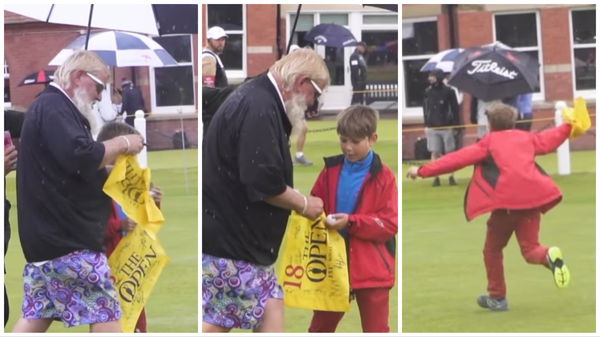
[448,42,539,100]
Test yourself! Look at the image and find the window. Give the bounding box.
[402,19,438,110]
[207,5,245,77]
[151,35,195,113]
[571,9,595,92]
[289,14,314,48]
[494,12,542,94]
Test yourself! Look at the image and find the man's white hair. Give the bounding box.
[269,48,329,92]
[54,51,110,90]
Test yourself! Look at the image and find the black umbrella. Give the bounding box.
[152,4,198,35]
[448,42,539,101]
[18,70,54,86]
[304,23,359,48]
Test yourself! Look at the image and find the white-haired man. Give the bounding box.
[202,26,229,88]
[13,51,144,333]
[202,48,329,332]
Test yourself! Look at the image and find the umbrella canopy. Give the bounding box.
[5,4,160,35]
[448,42,539,101]
[48,31,177,67]
[19,70,54,86]
[304,23,359,48]
[420,48,464,73]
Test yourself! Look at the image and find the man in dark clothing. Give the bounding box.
[4,110,24,327]
[13,51,144,333]
[202,48,328,333]
[422,69,460,186]
[120,79,145,126]
[202,26,229,88]
[350,41,368,105]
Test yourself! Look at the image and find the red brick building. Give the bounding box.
[4,10,198,150]
[402,4,596,159]
[202,4,398,111]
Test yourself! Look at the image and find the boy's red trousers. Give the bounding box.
[308,287,390,332]
[484,209,550,299]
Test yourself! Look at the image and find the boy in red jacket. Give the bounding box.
[407,102,582,311]
[308,105,397,332]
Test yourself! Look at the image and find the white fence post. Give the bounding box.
[134,109,147,168]
[554,101,571,175]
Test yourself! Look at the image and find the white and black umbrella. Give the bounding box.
[48,31,177,67]
[420,48,464,73]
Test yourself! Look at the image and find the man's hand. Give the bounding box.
[406,166,420,180]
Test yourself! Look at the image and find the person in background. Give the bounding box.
[202,26,229,88]
[350,41,368,105]
[120,78,145,127]
[515,93,534,131]
[422,69,459,186]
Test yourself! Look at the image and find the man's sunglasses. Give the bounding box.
[309,79,322,99]
[85,72,105,94]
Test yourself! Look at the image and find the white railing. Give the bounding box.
[554,101,571,175]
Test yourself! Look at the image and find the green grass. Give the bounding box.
[280,119,399,332]
[402,150,595,333]
[4,149,198,333]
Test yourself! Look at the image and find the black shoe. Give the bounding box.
[432,177,441,187]
[449,176,457,186]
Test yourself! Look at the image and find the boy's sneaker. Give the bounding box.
[477,295,508,311]
[547,246,570,288]
[449,176,457,185]
[432,177,441,187]
[294,154,313,166]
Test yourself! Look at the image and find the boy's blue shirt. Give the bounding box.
[336,150,374,214]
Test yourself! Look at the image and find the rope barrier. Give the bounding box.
[402,113,596,133]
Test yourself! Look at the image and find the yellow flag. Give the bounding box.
[103,155,164,234]
[108,225,169,333]
[562,97,591,138]
[278,212,350,312]
[103,155,169,332]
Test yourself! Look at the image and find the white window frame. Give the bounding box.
[401,16,438,122]
[569,7,596,99]
[205,4,247,81]
[492,10,545,102]
[149,34,196,114]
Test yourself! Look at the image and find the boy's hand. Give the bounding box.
[150,186,163,204]
[406,166,420,180]
[325,213,349,230]
[121,218,136,232]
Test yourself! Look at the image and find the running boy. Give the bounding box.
[407,102,587,311]
[308,105,398,332]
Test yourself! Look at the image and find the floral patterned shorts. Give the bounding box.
[202,254,283,330]
[21,250,122,327]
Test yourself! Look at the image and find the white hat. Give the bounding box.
[207,26,228,40]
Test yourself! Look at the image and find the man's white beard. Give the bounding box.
[285,93,308,131]
[73,87,99,137]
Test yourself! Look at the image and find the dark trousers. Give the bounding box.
[351,83,366,105]
[484,209,548,298]
[308,287,390,332]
